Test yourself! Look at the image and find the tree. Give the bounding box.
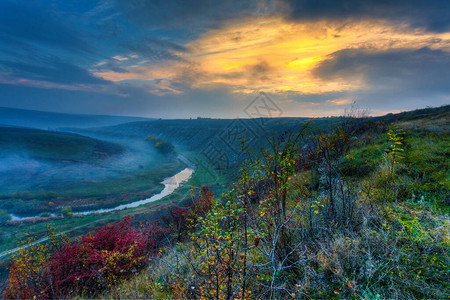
[61,206,73,218]
[145,136,175,154]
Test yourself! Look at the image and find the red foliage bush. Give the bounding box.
[196,185,214,216]
[5,194,211,299]
[43,217,150,298]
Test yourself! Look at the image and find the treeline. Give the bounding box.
[145,136,175,154]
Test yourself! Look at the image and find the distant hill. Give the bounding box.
[0,107,153,130]
[375,105,450,131]
[82,117,316,152]
[82,105,449,152]
[0,126,124,162]
[63,104,447,177]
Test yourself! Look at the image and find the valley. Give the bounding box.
[0,106,448,298]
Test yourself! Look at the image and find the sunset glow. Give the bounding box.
[1,0,449,117]
[95,17,450,98]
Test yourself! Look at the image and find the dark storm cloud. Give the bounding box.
[245,61,275,81]
[285,91,348,104]
[314,47,450,95]
[281,0,450,32]
[213,60,276,83]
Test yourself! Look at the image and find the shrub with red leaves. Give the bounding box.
[43,217,150,298]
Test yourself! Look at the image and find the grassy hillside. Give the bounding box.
[0,126,123,162]
[82,106,449,162]
[73,115,356,187]
[0,126,185,257]
[75,106,448,190]
[107,106,448,299]
[86,117,323,151]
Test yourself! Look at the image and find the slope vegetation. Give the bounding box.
[3,106,449,299]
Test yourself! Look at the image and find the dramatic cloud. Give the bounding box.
[94,17,450,96]
[281,0,450,33]
[314,47,450,93]
[312,47,450,113]
[0,0,449,117]
[0,58,108,85]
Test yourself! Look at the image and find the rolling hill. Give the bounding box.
[0,126,124,162]
[0,107,153,130]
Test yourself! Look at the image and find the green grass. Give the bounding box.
[340,124,449,209]
[405,130,449,193]
[340,135,387,178]
[144,148,234,208]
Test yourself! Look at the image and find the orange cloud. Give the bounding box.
[94,16,450,95]
[328,98,353,105]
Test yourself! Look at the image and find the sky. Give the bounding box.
[0,0,449,118]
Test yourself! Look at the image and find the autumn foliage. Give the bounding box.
[5,110,449,299]
[4,225,71,299]
[4,217,167,299]
[4,186,214,300]
[44,217,151,297]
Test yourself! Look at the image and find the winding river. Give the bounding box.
[9,155,195,220]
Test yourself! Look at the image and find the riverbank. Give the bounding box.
[75,155,195,216]
[0,154,195,256]
[5,155,194,222]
